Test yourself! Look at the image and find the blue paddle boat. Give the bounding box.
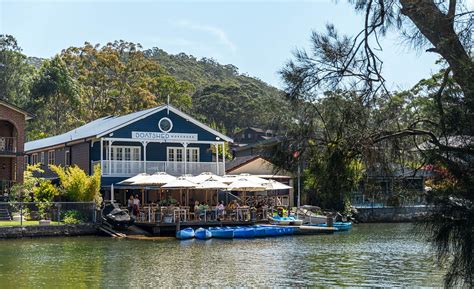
[209,227,234,239]
[195,228,212,240]
[176,227,195,239]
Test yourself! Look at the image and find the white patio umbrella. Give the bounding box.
[227,177,267,206]
[195,176,229,205]
[191,172,225,184]
[264,179,293,190]
[132,172,176,186]
[161,177,197,188]
[227,178,267,191]
[117,173,150,185]
[221,174,240,184]
[237,173,270,185]
[162,177,197,206]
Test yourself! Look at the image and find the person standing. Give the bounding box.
[127,195,134,215]
[133,194,140,218]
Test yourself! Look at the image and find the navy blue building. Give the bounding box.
[25,105,232,199]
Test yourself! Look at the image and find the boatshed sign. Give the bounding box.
[131,131,198,142]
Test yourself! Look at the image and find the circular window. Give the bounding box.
[158,117,173,133]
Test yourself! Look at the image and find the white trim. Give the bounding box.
[48,150,55,165]
[97,105,233,142]
[166,146,200,162]
[102,137,220,145]
[65,150,70,166]
[107,145,141,161]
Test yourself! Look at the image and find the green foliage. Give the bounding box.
[50,164,102,205]
[61,210,85,224]
[0,34,36,106]
[9,163,45,201]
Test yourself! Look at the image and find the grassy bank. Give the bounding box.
[0,221,62,227]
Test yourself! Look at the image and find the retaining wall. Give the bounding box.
[0,224,98,239]
[356,206,432,222]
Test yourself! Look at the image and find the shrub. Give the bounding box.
[62,210,85,224]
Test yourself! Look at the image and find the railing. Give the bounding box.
[0,180,15,197]
[0,137,16,153]
[95,161,225,176]
[0,202,98,226]
[131,205,269,224]
[352,193,427,208]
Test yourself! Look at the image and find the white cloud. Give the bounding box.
[175,19,237,53]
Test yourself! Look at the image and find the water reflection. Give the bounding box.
[0,223,444,287]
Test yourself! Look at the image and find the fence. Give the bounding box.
[351,193,427,208]
[0,202,98,226]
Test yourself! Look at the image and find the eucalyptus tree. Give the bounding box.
[279,0,473,286]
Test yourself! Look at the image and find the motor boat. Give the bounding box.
[269,215,303,226]
[314,222,353,231]
[296,206,328,224]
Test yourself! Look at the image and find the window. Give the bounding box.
[248,133,252,139]
[167,147,199,162]
[109,146,140,161]
[65,150,70,166]
[40,152,45,165]
[48,150,55,165]
[32,154,38,165]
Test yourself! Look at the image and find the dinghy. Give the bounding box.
[195,228,212,240]
[232,227,256,238]
[176,227,195,239]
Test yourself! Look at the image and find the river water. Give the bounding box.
[0,223,444,287]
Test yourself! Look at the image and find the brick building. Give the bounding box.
[0,100,32,195]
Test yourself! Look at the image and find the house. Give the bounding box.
[232,127,274,146]
[226,155,294,206]
[24,104,233,200]
[0,100,32,196]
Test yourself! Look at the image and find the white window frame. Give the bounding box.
[40,152,45,165]
[48,150,55,165]
[24,155,29,169]
[110,146,141,161]
[32,153,38,165]
[65,150,70,166]
[167,147,200,162]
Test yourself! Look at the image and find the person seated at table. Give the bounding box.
[217,201,225,220]
[198,202,209,220]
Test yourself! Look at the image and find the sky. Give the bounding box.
[0,0,447,90]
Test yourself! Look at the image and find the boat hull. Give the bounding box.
[176,228,195,239]
[195,228,212,239]
[209,228,234,239]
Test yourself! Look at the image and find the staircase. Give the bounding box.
[0,206,11,221]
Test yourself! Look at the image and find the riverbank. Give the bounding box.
[0,224,98,239]
[356,206,431,222]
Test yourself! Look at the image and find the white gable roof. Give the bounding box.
[25,105,233,152]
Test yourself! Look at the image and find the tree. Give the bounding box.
[0,34,36,106]
[279,0,473,285]
[29,56,80,136]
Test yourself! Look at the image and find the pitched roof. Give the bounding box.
[25,105,232,152]
[225,155,262,172]
[0,99,34,120]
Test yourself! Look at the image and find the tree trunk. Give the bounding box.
[399,0,474,103]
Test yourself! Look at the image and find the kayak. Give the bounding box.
[176,227,195,239]
[253,226,268,237]
[233,227,256,238]
[315,222,352,231]
[208,227,234,239]
[195,228,212,240]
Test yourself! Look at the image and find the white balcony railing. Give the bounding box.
[93,161,225,177]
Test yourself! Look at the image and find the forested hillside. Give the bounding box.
[0,36,289,140]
